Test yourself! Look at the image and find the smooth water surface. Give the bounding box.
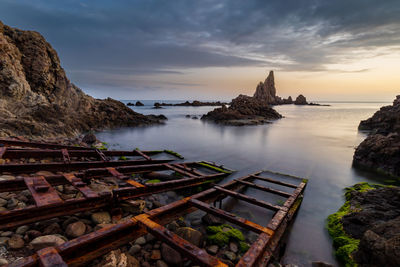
[97,101,389,266]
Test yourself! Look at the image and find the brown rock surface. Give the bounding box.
[354,96,400,177]
[0,21,164,138]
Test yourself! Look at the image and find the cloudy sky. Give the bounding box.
[1,0,399,101]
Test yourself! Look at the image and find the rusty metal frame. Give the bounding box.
[0,162,231,230]
[9,171,307,267]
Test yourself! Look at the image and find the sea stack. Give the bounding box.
[254,70,277,104]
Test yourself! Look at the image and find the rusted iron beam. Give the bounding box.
[250,174,298,188]
[234,179,293,198]
[0,158,171,173]
[213,185,284,211]
[37,247,67,267]
[9,171,307,267]
[24,176,63,206]
[0,146,6,159]
[0,139,92,150]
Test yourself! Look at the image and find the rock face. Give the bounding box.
[294,94,308,105]
[353,96,400,177]
[0,21,164,138]
[201,95,282,126]
[253,71,293,105]
[330,184,400,266]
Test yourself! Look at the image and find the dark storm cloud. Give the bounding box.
[1,0,399,91]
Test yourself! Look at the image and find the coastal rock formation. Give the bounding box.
[253,71,293,105]
[327,183,400,266]
[157,100,228,107]
[0,21,164,138]
[353,96,400,177]
[294,94,308,105]
[201,95,282,126]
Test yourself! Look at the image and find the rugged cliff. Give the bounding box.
[0,21,164,138]
[353,96,400,177]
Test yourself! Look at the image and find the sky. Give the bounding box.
[1,0,399,101]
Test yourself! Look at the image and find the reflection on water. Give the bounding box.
[97,101,389,266]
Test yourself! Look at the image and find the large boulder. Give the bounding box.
[0,21,163,138]
[294,94,308,105]
[253,70,277,104]
[354,96,400,177]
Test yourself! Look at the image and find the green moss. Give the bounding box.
[197,162,233,174]
[164,150,184,159]
[119,156,128,160]
[146,179,161,184]
[276,199,285,206]
[326,182,385,267]
[302,178,309,183]
[239,241,250,253]
[208,232,230,247]
[207,224,245,247]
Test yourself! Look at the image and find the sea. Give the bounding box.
[96,100,393,266]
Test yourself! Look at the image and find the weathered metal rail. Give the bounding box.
[0,162,231,230]
[9,171,307,267]
[0,138,93,150]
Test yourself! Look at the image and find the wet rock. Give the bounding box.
[43,222,63,235]
[95,249,140,267]
[0,237,10,246]
[82,133,97,145]
[91,212,111,224]
[161,243,182,266]
[294,94,308,105]
[65,221,86,238]
[128,244,141,255]
[134,236,146,246]
[8,234,25,249]
[176,227,203,247]
[0,258,8,265]
[156,260,168,267]
[25,230,42,240]
[224,251,236,262]
[202,213,224,226]
[1,231,12,237]
[206,245,219,255]
[229,242,238,253]
[135,101,144,106]
[151,250,161,260]
[30,235,66,251]
[311,261,335,267]
[16,225,30,235]
[121,200,146,214]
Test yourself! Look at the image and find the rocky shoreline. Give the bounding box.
[353,95,400,178]
[0,21,165,138]
[327,183,400,267]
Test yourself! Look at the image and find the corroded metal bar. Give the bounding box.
[37,247,67,267]
[9,171,307,267]
[24,176,63,207]
[234,179,293,198]
[61,149,71,163]
[251,175,298,188]
[213,185,284,211]
[0,139,92,150]
[163,163,197,177]
[63,173,99,198]
[0,146,6,159]
[137,214,228,267]
[0,159,171,173]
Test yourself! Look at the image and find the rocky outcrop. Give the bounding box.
[327,183,400,267]
[157,100,228,107]
[201,95,282,126]
[0,21,164,138]
[294,94,308,105]
[253,71,293,105]
[354,96,400,177]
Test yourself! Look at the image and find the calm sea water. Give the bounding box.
[96,100,391,266]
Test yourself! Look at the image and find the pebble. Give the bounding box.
[0,231,13,237]
[0,237,10,246]
[161,243,182,265]
[16,225,30,235]
[224,251,236,262]
[65,221,86,238]
[30,235,66,251]
[91,212,111,224]
[128,244,141,255]
[206,245,219,255]
[0,259,8,265]
[0,198,7,207]
[229,241,239,253]
[8,235,25,249]
[156,260,169,267]
[151,249,161,260]
[43,222,62,235]
[145,233,155,242]
[134,236,146,246]
[0,175,15,181]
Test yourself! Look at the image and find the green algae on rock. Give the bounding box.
[206,224,246,249]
